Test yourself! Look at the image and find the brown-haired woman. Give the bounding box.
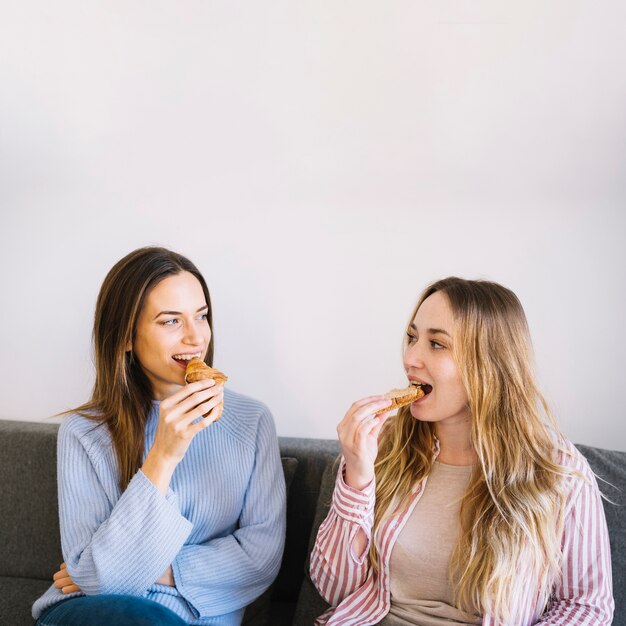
[311,277,613,625]
[32,246,286,626]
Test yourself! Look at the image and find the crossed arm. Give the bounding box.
[52,398,285,618]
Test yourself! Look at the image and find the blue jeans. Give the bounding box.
[36,595,188,626]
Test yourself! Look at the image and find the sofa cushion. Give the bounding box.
[0,420,61,579]
[0,577,51,626]
[575,444,626,621]
[272,438,340,606]
[292,455,339,625]
[0,420,301,626]
[242,456,299,626]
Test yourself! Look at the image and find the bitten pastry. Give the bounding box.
[375,384,427,416]
[185,357,228,421]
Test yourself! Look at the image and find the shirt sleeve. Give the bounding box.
[58,421,193,596]
[310,459,376,607]
[171,407,286,619]
[534,465,614,625]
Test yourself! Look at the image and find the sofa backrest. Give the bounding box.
[271,437,340,604]
[575,444,626,620]
[1,419,624,625]
[0,420,62,581]
[0,420,340,603]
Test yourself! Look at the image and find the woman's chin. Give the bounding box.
[409,404,421,420]
[410,404,432,421]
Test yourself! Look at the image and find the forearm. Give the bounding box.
[310,461,375,606]
[172,406,287,618]
[62,470,192,595]
[141,446,177,496]
[172,525,284,617]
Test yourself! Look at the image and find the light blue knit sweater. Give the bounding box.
[32,388,286,625]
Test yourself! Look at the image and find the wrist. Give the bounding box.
[141,448,178,496]
[344,466,374,492]
[145,445,179,472]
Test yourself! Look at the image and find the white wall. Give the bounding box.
[1,1,625,451]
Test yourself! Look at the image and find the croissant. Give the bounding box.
[185,357,228,421]
[374,385,426,416]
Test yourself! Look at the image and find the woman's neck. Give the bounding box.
[434,417,477,466]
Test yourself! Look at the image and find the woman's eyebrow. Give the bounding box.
[408,323,450,337]
[153,305,208,320]
[428,328,450,337]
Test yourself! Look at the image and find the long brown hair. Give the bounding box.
[73,246,214,490]
[372,277,573,620]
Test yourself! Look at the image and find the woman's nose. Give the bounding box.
[404,342,425,369]
[183,322,204,345]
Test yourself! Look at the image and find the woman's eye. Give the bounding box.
[162,318,179,326]
[430,340,444,350]
[406,333,417,344]
[197,314,208,321]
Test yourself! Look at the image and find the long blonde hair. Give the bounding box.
[71,246,214,490]
[372,277,573,621]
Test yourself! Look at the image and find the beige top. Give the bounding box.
[380,461,482,626]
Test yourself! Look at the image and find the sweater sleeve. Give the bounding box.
[171,407,286,619]
[533,467,614,625]
[58,420,193,596]
[309,460,376,607]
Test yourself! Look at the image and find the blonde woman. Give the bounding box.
[311,277,613,625]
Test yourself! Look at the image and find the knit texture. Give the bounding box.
[32,388,286,625]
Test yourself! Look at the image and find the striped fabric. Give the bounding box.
[32,388,286,626]
[310,441,614,626]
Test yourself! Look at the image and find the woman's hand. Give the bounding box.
[155,565,175,586]
[53,562,81,595]
[153,378,223,463]
[142,379,224,494]
[337,396,392,491]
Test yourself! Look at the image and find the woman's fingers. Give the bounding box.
[53,575,73,589]
[186,394,224,427]
[365,410,391,440]
[52,562,82,595]
[168,383,220,419]
[164,385,224,426]
[151,385,224,465]
[339,397,386,426]
[339,398,391,444]
[339,399,393,490]
[161,379,216,412]
[354,414,379,444]
[190,403,222,435]
[352,399,391,423]
[180,392,224,427]
[53,564,69,581]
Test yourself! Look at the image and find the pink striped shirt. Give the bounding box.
[310,441,614,626]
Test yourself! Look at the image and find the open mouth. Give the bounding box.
[413,383,433,396]
[172,353,202,367]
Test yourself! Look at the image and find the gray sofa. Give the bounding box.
[0,419,624,625]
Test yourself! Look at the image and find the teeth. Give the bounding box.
[173,354,201,361]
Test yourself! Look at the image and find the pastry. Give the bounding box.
[185,357,228,421]
[374,384,427,415]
